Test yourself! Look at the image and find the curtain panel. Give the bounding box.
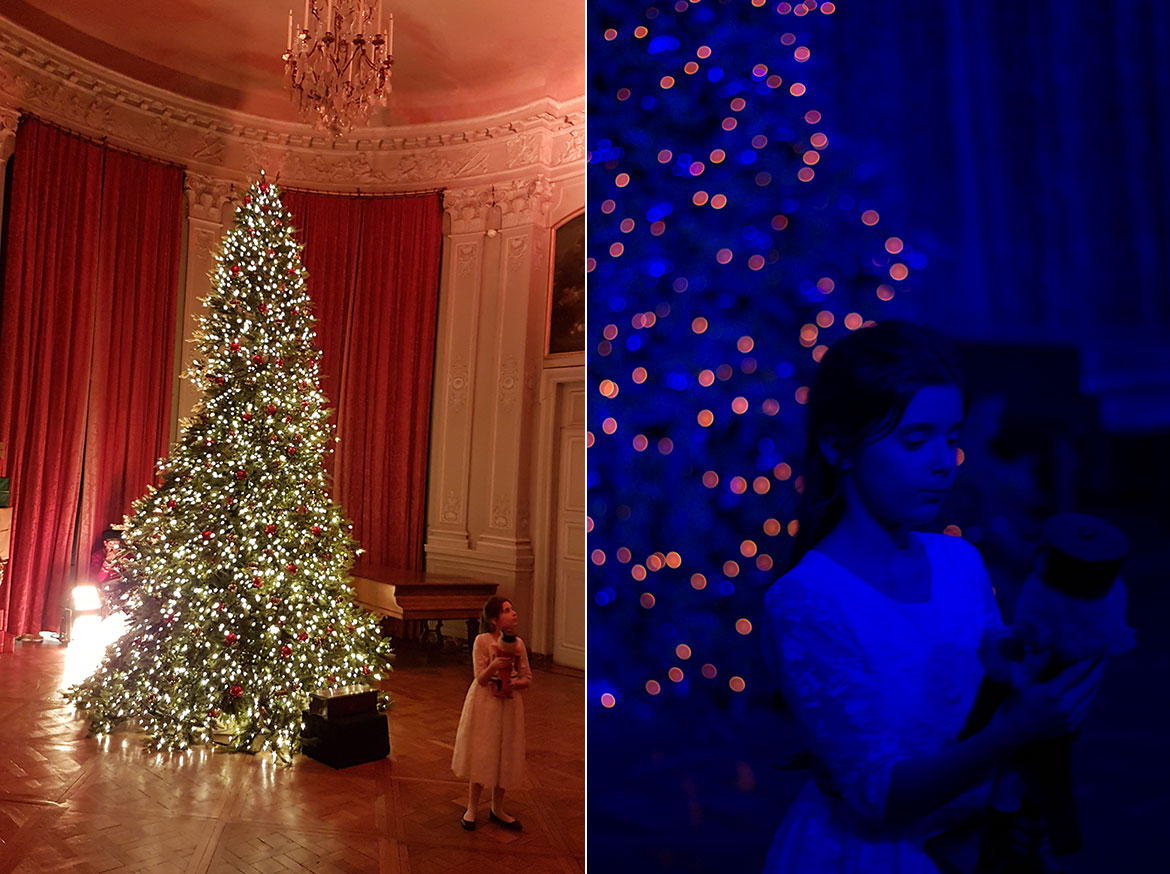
[0,119,182,635]
[281,190,443,571]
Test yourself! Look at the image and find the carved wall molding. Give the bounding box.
[183,171,235,224]
[190,226,218,261]
[448,356,471,414]
[499,355,522,412]
[441,489,462,525]
[491,494,513,530]
[497,176,555,228]
[0,23,584,192]
[445,186,495,234]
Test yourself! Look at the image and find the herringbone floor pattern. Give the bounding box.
[0,643,584,874]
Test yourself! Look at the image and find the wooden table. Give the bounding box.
[349,565,497,652]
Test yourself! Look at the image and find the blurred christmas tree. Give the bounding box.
[588,0,929,722]
[66,172,391,760]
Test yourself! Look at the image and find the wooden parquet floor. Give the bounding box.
[0,643,584,874]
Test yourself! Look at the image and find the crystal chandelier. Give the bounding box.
[283,1,394,136]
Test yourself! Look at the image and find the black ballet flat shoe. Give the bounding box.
[460,815,476,831]
[489,809,523,831]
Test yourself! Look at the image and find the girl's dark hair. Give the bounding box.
[788,321,966,569]
[479,596,510,634]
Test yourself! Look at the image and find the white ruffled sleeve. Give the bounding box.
[764,575,900,825]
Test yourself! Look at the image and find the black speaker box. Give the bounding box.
[301,710,389,769]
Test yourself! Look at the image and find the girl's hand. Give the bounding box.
[995,656,1106,743]
[490,656,512,673]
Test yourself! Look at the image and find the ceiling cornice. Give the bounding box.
[0,16,585,193]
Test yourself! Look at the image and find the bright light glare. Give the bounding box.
[72,585,103,612]
[59,612,128,691]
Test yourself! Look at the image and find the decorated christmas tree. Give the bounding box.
[588,0,929,719]
[66,172,391,760]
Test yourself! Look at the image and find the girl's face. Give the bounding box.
[495,601,519,633]
[849,385,963,530]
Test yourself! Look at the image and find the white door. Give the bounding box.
[552,383,586,669]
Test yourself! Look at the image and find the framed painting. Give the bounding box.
[546,212,585,357]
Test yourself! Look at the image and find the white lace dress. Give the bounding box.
[762,533,1005,873]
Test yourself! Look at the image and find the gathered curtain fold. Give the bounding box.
[0,118,182,636]
[281,190,443,571]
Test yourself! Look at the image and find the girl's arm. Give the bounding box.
[510,639,533,690]
[472,635,506,687]
[886,655,1104,827]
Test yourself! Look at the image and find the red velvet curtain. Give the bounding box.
[282,190,443,570]
[0,119,182,635]
[76,149,183,571]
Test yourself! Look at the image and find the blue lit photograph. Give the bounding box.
[587,1,1170,871]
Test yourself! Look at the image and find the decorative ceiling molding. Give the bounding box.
[0,18,584,193]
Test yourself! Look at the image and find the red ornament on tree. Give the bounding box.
[312,525,322,536]
[242,412,252,421]
[166,499,176,509]
[286,563,297,573]
[235,469,247,480]
[258,303,269,314]
[259,182,270,193]
[252,354,265,364]
[230,340,240,352]
[231,264,241,275]
[202,530,213,540]
[280,645,292,658]
[266,405,277,416]
[252,576,263,587]
[229,685,243,698]
[297,631,308,641]
[361,665,372,675]
[286,445,296,456]
[265,523,276,534]
[225,632,238,645]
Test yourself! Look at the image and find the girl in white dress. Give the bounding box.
[763,321,1105,873]
[451,596,532,831]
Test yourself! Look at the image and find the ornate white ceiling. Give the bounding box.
[1,0,585,127]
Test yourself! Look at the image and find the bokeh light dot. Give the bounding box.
[767,74,783,88]
[702,664,717,679]
[709,149,726,163]
[844,312,864,330]
[602,417,617,434]
[711,194,727,209]
[616,88,631,101]
[795,46,811,61]
[632,564,647,581]
[861,209,880,225]
[676,644,692,660]
[773,462,792,480]
[631,367,647,383]
[591,549,606,566]
[729,476,747,494]
[684,61,700,75]
[729,677,746,692]
[585,431,594,448]
[698,369,715,386]
[731,396,749,414]
[616,547,632,563]
[632,434,648,452]
[697,45,712,58]
[658,149,673,163]
[620,218,635,233]
[772,214,789,231]
[691,573,707,590]
[752,134,768,149]
[716,248,733,263]
[609,242,624,257]
[645,680,661,695]
[890,263,909,281]
[756,554,774,571]
[795,386,809,404]
[634,26,647,37]
[667,551,682,568]
[740,540,758,557]
[748,254,765,270]
[944,524,963,537]
[640,592,656,608]
[658,438,673,455]
[601,693,615,708]
[764,518,782,536]
[803,151,820,165]
[693,191,709,206]
[753,476,771,495]
[604,28,617,40]
[702,470,719,488]
[790,82,806,96]
[781,32,796,46]
[723,560,740,577]
[730,97,747,111]
[660,76,675,89]
[877,283,896,301]
[787,519,800,537]
[816,310,834,328]
[697,409,714,427]
[762,398,780,416]
[650,221,665,235]
[956,448,966,466]
[797,167,815,182]
[601,199,615,214]
[810,132,828,148]
[812,344,828,362]
[736,618,753,635]
[737,336,755,353]
[722,117,737,130]
[669,667,685,683]
[805,109,821,123]
[885,236,904,254]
